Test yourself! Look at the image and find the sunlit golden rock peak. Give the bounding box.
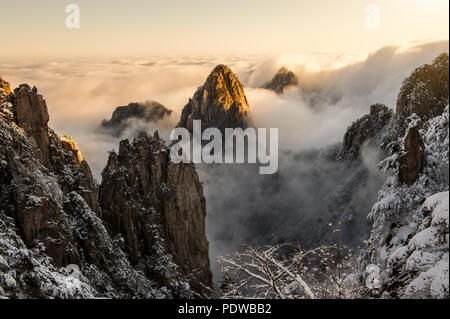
[60,135,83,164]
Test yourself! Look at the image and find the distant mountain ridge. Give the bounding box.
[102,101,172,137]
[263,67,299,94]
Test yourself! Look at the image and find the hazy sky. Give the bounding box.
[0,0,448,58]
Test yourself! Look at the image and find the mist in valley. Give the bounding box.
[1,39,448,279]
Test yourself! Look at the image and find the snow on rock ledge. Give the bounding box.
[403,192,448,298]
[359,106,449,299]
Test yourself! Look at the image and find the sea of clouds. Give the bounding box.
[1,39,448,278]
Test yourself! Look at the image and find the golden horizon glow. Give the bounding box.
[0,0,448,59]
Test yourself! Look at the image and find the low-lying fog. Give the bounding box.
[1,39,448,278]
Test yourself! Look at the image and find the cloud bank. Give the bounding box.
[1,40,448,278]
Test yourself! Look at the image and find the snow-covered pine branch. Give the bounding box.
[218,243,363,299]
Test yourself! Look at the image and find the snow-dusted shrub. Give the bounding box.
[218,240,363,299]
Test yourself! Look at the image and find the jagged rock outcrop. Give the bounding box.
[357,53,449,298]
[397,53,449,121]
[341,104,395,159]
[335,54,450,298]
[0,76,11,94]
[13,84,51,165]
[343,54,449,168]
[1,80,212,298]
[99,131,212,295]
[1,83,140,297]
[59,135,83,164]
[102,101,172,137]
[0,85,89,264]
[398,126,425,185]
[177,64,249,134]
[2,92,113,284]
[358,106,449,299]
[0,76,11,103]
[263,67,299,94]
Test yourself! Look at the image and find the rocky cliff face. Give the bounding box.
[13,84,51,165]
[0,76,11,103]
[338,54,448,298]
[397,53,449,121]
[263,67,299,94]
[343,53,448,163]
[99,131,212,295]
[102,101,172,137]
[357,54,449,299]
[0,80,212,298]
[1,88,127,297]
[177,65,249,134]
[341,104,395,160]
[359,106,449,298]
[398,126,425,185]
